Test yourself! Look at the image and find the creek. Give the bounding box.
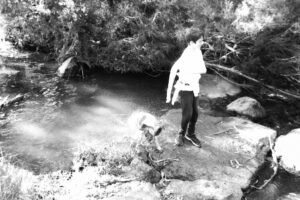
[0,48,170,174]
[1,40,300,200]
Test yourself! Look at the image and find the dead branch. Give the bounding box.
[149,154,179,164]
[210,67,253,88]
[206,62,300,100]
[99,178,138,187]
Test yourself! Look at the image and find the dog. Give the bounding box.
[127,111,163,153]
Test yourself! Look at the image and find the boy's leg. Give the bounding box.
[187,96,199,135]
[185,96,202,148]
[175,91,193,146]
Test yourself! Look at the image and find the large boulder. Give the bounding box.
[226,96,266,118]
[155,109,276,200]
[275,128,300,175]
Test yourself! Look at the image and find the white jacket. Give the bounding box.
[166,40,207,105]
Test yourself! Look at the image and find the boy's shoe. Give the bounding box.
[175,134,184,146]
[185,134,202,148]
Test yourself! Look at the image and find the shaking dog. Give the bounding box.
[127,111,163,152]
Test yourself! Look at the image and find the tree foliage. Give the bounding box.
[2,0,242,72]
[1,0,300,98]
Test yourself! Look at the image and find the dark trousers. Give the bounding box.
[179,91,198,136]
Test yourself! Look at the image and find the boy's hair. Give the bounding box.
[187,33,204,44]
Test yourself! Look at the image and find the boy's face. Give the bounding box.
[196,37,204,47]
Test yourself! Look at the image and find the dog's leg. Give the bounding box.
[154,136,163,152]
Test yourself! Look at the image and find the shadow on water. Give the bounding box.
[243,160,300,200]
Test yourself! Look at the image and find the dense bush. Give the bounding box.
[2,0,241,72]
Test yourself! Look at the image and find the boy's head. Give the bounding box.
[195,36,204,48]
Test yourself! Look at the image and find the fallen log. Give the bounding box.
[206,62,300,100]
[0,94,24,109]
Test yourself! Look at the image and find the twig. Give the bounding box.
[211,128,235,136]
[230,159,243,168]
[250,164,278,190]
[149,154,179,163]
[99,178,138,187]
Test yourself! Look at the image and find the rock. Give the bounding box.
[275,128,300,175]
[123,158,161,184]
[104,181,161,200]
[157,109,276,200]
[57,57,77,77]
[0,66,19,75]
[164,179,243,200]
[200,74,241,99]
[76,83,98,96]
[279,193,300,200]
[226,96,266,118]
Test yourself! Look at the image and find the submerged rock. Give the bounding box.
[279,193,300,200]
[226,96,266,118]
[200,74,241,99]
[157,109,276,200]
[275,128,300,175]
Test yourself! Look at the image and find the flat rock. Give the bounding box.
[226,96,266,118]
[275,128,300,175]
[104,181,161,200]
[156,109,276,200]
[164,179,242,200]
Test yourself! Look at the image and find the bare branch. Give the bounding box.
[206,62,300,100]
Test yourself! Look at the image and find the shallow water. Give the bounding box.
[0,52,171,174]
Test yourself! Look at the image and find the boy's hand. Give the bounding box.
[166,96,171,104]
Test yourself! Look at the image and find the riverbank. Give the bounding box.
[0,106,277,200]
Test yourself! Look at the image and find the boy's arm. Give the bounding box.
[166,61,180,103]
[199,61,207,74]
[199,51,207,74]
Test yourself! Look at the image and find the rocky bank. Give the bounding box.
[28,107,276,200]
